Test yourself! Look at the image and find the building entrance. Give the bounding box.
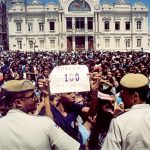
[67,37,73,51]
[75,36,85,51]
[88,36,93,50]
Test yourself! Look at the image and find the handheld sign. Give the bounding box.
[50,65,90,94]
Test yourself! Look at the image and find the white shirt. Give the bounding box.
[102,104,150,150]
[0,109,80,150]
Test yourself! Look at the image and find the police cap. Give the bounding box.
[120,73,148,89]
[2,80,34,92]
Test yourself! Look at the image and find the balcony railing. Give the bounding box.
[75,28,85,32]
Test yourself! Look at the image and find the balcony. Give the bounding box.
[75,28,85,33]
[66,28,73,33]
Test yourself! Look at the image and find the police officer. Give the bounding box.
[102,73,150,150]
[0,80,80,150]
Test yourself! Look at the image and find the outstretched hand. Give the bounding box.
[88,72,101,92]
[38,79,50,96]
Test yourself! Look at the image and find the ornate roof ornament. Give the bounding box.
[115,0,129,5]
[31,0,42,5]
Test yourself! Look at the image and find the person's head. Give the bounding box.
[59,92,76,104]
[26,74,32,81]
[18,72,24,80]
[2,80,36,113]
[3,72,9,81]
[120,73,149,109]
[99,99,114,115]
[107,71,112,79]
[140,65,145,72]
[25,65,30,72]
[42,68,50,79]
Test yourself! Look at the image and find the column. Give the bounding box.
[85,17,87,32]
[62,13,65,33]
[97,13,99,32]
[85,36,88,50]
[98,13,101,32]
[59,13,62,33]
[95,13,97,32]
[72,17,75,33]
[73,36,75,51]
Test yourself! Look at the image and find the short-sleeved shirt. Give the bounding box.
[50,103,83,143]
[0,109,80,150]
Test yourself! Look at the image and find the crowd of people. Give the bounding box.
[0,50,150,150]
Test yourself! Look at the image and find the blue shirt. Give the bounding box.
[50,103,83,143]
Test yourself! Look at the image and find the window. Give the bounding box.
[28,23,33,32]
[105,39,110,48]
[50,40,55,48]
[16,22,21,31]
[87,17,93,30]
[104,21,109,30]
[137,39,141,47]
[66,18,72,30]
[125,39,130,47]
[115,39,120,48]
[29,41,33,49]
[76,17,84,30]
[137,21,142,29]
[49,22,55,31]
[40,40,44,49]
[115,21,120,30]
[125,21,130,30]
[39,22,44,31]
[17,41,22,49]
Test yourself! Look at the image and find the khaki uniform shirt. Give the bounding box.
[102,104,150,150]
[0,109,80,150]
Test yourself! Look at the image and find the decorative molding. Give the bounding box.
[47,18,56,21]
[102,16,111,21]
[114,17,121,21]
[14,17,23,22]
[115,0,129,5]
[103,35,111,38]
[48,36,56,39]
[134,16,143,21]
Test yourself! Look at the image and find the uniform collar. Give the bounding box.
[7,109,26,114]
[131,104,150,109]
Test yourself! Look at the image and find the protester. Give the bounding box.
[37,72,100,148]
[102,73,150,150]
[0,50,149,150]
[0,80,80,150]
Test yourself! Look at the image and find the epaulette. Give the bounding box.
[114,109,129,118]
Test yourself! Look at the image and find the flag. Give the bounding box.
[98,91,114,101]
[74,2,80,8]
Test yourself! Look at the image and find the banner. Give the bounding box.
[50,65,90,94]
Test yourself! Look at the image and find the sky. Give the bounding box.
[38,0,150,31]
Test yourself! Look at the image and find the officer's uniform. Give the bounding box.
[0,80,80,150]
[102,73,150,150]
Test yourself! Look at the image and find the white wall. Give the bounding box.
[7,1,149,52]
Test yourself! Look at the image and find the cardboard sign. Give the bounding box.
[50,65,90,94]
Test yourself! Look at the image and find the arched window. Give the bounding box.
[68,0,91,11]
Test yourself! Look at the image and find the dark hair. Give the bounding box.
[3,90,33,107]
[126,85,149,103]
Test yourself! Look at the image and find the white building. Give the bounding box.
[0,0,8,51]
[7,0,149,52]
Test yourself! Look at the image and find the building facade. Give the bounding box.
[0,0,8,51]
[7,0,149,52]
